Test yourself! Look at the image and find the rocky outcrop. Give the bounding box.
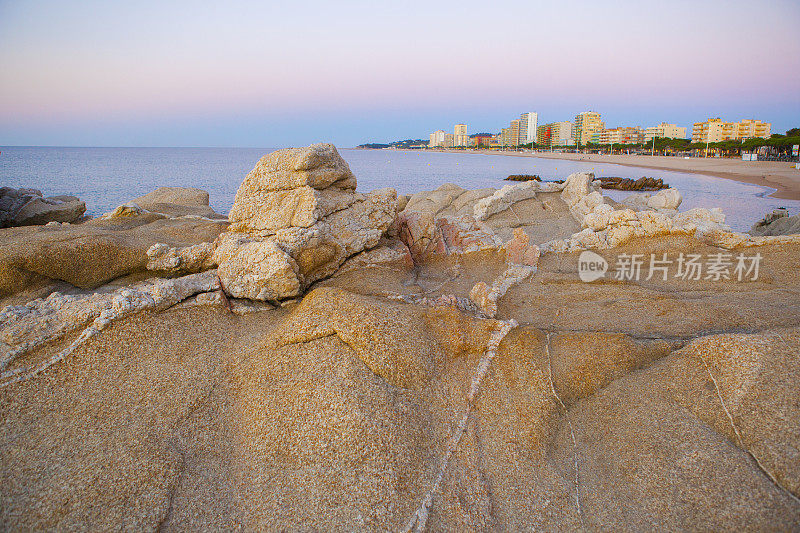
[598,176,668,191]
[621,187,682,213]
[505,174,541,182]
[0,213,227,298]
[213,144,397,301]
[750,208,800,236]
[0,187,86,227]
[131,186,225,219]
[4,153,800,531]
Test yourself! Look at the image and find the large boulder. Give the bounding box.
[214,144,397,301]
[130,187,224,219]
[0,187,86,227]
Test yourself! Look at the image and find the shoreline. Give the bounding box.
[380,148,800,201]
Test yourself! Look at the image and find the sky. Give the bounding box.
[1,0,799,147]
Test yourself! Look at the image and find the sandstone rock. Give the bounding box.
[559,171,595,209]
[146,242,216,274]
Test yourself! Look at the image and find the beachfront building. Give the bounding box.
[429,130,446,148]
[454,124,469,147]
[573,111,605,145]
[500,120,522,148]
[470,133,494,147]
[537,121,574,147]
[599,127,644,145]
[692,118,771,143]
[644,123,687,141]
[519,112,538,145]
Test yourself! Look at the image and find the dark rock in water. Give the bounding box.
[505,174,541,182]
[0,187,87,228]
[599,176,668,191]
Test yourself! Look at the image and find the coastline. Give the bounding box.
[390,148,800,201]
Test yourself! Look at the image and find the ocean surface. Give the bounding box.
[2,146,798,232]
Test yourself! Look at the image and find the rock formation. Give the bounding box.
[750,208,800,236]
[598,176,668,191]
[2,145,800,531]
[0,187,86,227]
[213,144,397,301]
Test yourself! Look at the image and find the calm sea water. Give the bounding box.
[1,146,798,232]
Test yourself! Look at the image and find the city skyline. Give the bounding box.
[1,0,799,147]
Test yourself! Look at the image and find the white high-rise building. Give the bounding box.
[519,112,538,144]
[429,130,446,148]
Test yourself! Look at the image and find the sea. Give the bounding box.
[2,146,798,232]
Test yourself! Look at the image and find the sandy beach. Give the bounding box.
[466,150,800,201]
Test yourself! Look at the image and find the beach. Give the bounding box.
[465,150,800,201]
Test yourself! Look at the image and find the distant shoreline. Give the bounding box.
[361,148,800,201]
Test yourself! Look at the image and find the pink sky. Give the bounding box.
[1,0,798,146]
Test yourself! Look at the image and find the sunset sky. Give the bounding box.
[1,0,799,147]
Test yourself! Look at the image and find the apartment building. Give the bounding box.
[599,127,644,145]
[573,111,605,145]
[470,133,494,147]
[537,121,574,146]
[429,130,446,148]
[644,123,687,141]
[519,112,538,144]
[692,118,771,143]
[453,124,469,147]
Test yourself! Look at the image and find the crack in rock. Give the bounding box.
[402,319,516,533]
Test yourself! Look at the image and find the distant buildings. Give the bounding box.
[519,112,538,144]
[454,124,469,146]
[424,113,772,152]
[429,124,469,147]
[691,118,771,143]
[429,130,445,148]
[537,121,574,146]
[573,111,605,145]
[599,127,644,145]
[644,123,687,141]
[498,112,539,147]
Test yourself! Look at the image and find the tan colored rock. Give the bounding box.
[0,215,227,297]
[228,186,356,233]
[213,233,300,301]
[133,186,210,208]
[215,145,397,303]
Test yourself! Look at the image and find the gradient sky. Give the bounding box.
[1,0,799,147]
